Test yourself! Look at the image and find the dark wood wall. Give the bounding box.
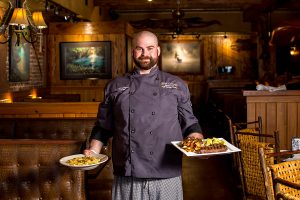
[1,21,257,115]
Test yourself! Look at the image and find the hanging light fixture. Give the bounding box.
[0,0,47,46]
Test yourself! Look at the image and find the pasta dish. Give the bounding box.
[66,156,101,166]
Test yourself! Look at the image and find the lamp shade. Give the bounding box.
[32,11,47,29]
[0,7,3,21]
[9,8,29,26]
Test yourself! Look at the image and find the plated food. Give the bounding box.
[59,154,108,170]
[66,156,101,166]
[180,137,228,154]
[171,137,240,157]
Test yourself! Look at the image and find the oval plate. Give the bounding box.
[59,153,108,170]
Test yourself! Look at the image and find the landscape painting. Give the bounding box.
[60,41,112,80]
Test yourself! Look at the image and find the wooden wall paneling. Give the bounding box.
[48,22,134,35]
[277,102,287,149]
[46,35,56,87]
[0,45,8,91]
[201,34,254,80]
[256,102,266,134]
[266,102,276,142]
[244,91,300,150]
[0,102,99,118]
[287,102,298,149]
[50,86,105,102]
[111,34,126,76]
[246,101,256,124]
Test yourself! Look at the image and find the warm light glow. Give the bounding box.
[29,88,37,99]
[0,7,3,21]
[0,0,47,47]
[0,92,13,103]
[32,12,47,29]
[223,37,232,63]
[9,8,29,26]
[290,46,300,56]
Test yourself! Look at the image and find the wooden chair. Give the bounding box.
[259,149,300,200]
[227,115,263,150]
[226,115,263,168]
[234,116,262,134]
[234,129,280,200]
[233,116,263,144]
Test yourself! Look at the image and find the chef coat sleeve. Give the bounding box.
[177,80,203,138]
[90,89,114,146]
[182,123,203,138]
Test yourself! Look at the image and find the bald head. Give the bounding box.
[132,31,159,47]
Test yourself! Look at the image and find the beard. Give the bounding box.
[133,55,158,70]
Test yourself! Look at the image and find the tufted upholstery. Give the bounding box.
[0,118,95,140]
[0,139,86,200]
[0,117,114,200]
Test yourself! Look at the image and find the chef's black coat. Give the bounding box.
[91,66,202,178]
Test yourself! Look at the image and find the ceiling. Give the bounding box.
[2,0,297,43]
[92,0,300,37]
[93,0,300,13]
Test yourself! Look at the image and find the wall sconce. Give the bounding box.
[290,46,299,56]
[290,34,300,56]
[0,0,47,47]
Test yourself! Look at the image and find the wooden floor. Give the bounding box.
[182,154,243,200]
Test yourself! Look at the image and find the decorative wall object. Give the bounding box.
[160,41,202,74]
[60,41,112,80]
[9,35,30,82]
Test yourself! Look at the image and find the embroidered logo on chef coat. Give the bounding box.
[117,86,129,91]
[160,82,178,89]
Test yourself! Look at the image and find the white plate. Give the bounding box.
[59,154,109,170]
[171,138,241,157]
[283,154,300,162]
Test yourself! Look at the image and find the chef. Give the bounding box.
[84,30,204,200]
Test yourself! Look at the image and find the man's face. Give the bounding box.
[132,35,161,70]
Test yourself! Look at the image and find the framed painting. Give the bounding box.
[160,41,202,74]
[9,35,30,82]
[60,41,112,80]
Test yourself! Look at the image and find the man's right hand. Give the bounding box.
[83,139,103,155]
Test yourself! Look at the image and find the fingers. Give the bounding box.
[83,149,96,156]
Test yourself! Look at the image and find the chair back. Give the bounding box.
[234,130,280,200]
[259,149,300,200]
[234,115,262,133]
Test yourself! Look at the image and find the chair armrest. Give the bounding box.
[276,192,300,200]
[274,177,300,190]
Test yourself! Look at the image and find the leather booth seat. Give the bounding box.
[0,139,86,200]
[0,118,94,140]
[0,117,114,200]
